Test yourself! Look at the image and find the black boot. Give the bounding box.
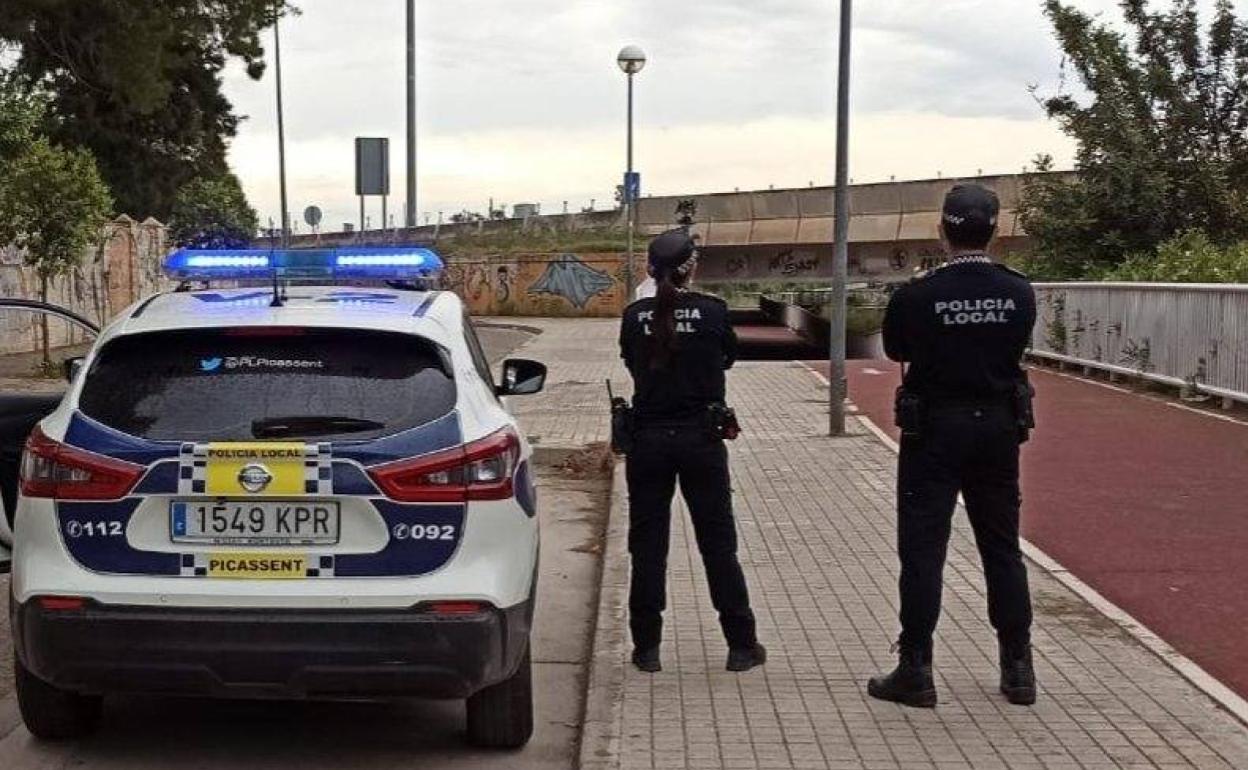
[999,643,1036,705]
[726,643,767,672]
[632,646,661,673]
[868,646,937,708]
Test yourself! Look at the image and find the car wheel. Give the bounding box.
[15,659,102,740]
[465,644,533,749]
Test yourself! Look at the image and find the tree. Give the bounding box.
[0,65,43,162]
[0,1,291,219]
[169,173,259,249]
[1022,0,1248,277]
[0,138,113,363]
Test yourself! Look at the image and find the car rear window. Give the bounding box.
[78,328,456,442]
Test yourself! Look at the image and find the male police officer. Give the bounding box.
[868,184,1038,708]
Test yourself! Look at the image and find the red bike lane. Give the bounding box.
[833,359,1248,699]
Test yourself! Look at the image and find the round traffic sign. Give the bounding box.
[304,205,323,227]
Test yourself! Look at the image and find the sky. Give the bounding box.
[222,0,1136,231]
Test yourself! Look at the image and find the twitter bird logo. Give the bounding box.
[200,358,223,372]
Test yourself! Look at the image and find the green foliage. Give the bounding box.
[438,227,632,258]
[1100,230,1248,281]
[0,138,114,282]
[1022,1,1248,276]
[0,67,44,162]
[169,173,259,249]
[0,1,291,219]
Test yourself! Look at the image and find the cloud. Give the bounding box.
[231,112,1075,230]
[221,0,1133,227]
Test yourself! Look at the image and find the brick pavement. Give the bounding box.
[508,320,1248,770]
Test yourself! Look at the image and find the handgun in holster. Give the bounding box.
[1013,379,1037,444]
[707,402,742,441]
[606,380,634,455]
[894,386,925,438]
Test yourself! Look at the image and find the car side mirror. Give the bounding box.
[497,359,547,397]
[63,357,85,384]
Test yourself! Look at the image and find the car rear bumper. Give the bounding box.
[12,597,533,700]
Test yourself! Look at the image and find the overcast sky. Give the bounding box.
[223,0,1137,231]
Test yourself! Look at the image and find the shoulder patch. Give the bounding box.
[993,263,1029,279]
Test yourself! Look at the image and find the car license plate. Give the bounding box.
[170,501,340,546]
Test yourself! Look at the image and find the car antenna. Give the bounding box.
[269,258,284,307]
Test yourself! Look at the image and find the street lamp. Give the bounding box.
[618,45,646,298]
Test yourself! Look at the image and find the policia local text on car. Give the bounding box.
[869,184,1039,709]
[615,229,765,675]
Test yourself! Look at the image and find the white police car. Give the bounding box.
[0,248,546,747]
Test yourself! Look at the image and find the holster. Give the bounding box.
[610,398,635,455]
[1013,379,1037,444]
[706,403,742,441]
[894,386,925,438]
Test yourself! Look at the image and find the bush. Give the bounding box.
[1100,231,1248,283]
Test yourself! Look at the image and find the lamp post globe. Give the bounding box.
[617,45,647,75]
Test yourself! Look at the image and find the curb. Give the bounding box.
[800,361,1248,729]
[577,459,629,770]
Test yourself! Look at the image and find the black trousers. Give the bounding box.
[897,404,1032,656]
[625,425,757,650]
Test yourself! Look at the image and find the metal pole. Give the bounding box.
[274,17,290,248]
[359,196,365,242]
[829,0,853,436]
[625,72,635,298]
[405,0,417,228]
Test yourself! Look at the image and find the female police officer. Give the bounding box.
[618,228,766,674]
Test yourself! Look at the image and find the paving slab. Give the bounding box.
[500,319,1248,770]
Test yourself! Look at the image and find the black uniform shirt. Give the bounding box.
[883,260,1037,402]
[619,291,737,422]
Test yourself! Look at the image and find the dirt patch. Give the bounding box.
[548,442,614,481]
[1034,588,1131,641]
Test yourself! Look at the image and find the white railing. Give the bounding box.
[1030,282,1248,404]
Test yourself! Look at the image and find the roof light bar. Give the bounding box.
[164,247,444,282]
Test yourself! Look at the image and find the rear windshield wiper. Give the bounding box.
[251,416,386,439]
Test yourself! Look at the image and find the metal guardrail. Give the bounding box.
[1030,282,1248,405]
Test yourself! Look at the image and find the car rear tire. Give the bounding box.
[465,645,533,749]
[15,659,102,740]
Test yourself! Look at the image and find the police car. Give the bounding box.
[0,248,545,747]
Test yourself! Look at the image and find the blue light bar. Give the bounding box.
[164,247,444,282]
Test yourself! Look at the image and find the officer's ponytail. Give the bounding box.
[651,268,681,369]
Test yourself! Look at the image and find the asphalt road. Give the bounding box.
[834,358,1248,700]
[0,324,617,769]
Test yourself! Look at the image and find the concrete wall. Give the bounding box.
[441,253,629,318]
[0,216,167,356]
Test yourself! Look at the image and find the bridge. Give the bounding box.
[290,172,1044,285]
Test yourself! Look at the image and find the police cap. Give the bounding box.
[648,228,697,276]
[942,184,1000,243]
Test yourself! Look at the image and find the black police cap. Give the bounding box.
[648,229,697,274]
[942,184,1000,239]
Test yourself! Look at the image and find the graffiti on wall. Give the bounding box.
[0,216,167,356]
[528,254,615,309]
[441,252,627,318]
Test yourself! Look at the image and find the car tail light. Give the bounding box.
[369,428,521,503]
[426,601,488,615]
[20,427,143,501]
[38,596,86,611]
